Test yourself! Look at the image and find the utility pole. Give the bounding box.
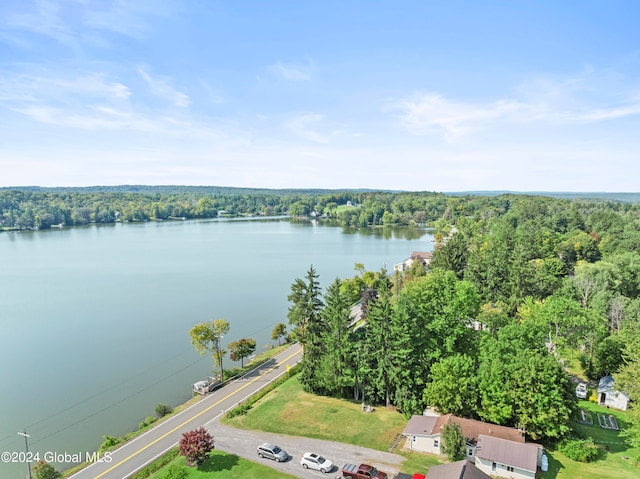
[17,430,32,479]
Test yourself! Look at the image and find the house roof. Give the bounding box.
[411,251,433,261]
[425,460,491,479]
[476,435,539,472]
[403,415,439,436]
[404,414,526,445]
[598,375,616,392]
[598,375,630,399]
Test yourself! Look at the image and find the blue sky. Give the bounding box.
[1,1,639,191]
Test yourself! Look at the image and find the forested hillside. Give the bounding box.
[286,194,640,444]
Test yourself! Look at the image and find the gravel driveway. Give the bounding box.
[206,421,405,479]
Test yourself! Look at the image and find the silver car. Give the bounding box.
[300,452,334,473]
[257,443,288,462]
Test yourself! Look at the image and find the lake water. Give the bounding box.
[0,218,432,478]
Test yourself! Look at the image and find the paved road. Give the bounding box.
[209,422,405,479]
[68,343,303,479]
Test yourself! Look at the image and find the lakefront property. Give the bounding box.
[403,415,543,479]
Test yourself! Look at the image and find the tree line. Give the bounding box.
[6,186,616,230]
[287,194,640,444]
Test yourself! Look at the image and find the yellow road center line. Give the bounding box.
[93,348,301,479]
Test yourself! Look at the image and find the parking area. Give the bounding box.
[208,422,405,479]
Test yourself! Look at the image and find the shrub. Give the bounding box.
[139,416,157,430]
[558,438,599,462]
[99,435,119,452]
[225,402,252,418]
[162,464,189,479]
[130,449,179,479]
[155,403,173,418]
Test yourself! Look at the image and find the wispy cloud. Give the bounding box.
[269,61,313,81]
[0,68,240,144]
[138,68,190,108]
[390,70,640,141]
[391,94,521,141]
[0,0,168,49]
[286,113,329,143]
[4,0,77,47]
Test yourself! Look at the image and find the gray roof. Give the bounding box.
[403,415,439,436]
[476,435,538,472]
[598,375,617,393]
[426,460,491,479]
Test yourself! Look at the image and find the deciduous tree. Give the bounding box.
[178,427,214,467]
[228,338,256,367]
[441,422,466,462]
[271,323,287,345]
[189,319,230,381]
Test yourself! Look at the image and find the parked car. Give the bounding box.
[576,383,588,399]
[257,443,288,462]
[342,463,388,479]
[300,452,333,473]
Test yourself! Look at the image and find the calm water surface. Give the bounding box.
[0,218,432,478]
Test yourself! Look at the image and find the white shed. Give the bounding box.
[597,375,630,411]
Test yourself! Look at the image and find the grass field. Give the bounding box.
[149,451,298,479]
[540,401,639,479]
[222,376,407,452]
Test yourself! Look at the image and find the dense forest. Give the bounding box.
[3,185,640,232]
[284,193,640,445]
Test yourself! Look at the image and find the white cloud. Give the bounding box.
[391,94,521,141]
[391,71,640,141]
[286,113,329,143]
[4,0,77,47]
[269,61,312,81]
[137,68,190,108]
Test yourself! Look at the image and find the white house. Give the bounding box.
[403,415,543,479]
[475,435,541,479]
[598,375,630,411]
[393,251,433,273]
[425,460,491,479]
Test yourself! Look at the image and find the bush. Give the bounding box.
[99,435,120,452]
[558,438,599,462]
[225,402,252,418]
[155,403,173,418]
[139,416,157,430]
[130,449,179,479]
[162,464,189,479]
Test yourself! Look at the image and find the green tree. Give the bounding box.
[440,422,466,462]
[228,338,256,367]
[392,269,480,415]
[287,266,323,345]
[271,323,287,345]
[34,460,61,479]
[189,319,230,380]
[423,354,478,417]
[615,330,640,447]
[319,278,353,396]
[430,232,468,279]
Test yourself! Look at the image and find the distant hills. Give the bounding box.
[1,185,639,203]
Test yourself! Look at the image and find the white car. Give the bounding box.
[300,452,334,473]
[576,383,588,399]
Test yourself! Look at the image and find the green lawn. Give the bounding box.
[397,451,444,476]
[222,376,407,452]
[150,451,298,479]
[540,401,639,479]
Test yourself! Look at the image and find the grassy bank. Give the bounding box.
[222,376,407,452]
